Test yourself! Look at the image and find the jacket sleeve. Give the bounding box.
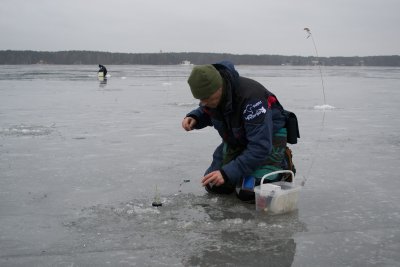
[221,99,273,185]
[186,106,213,129]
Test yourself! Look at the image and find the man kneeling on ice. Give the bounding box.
[182,61,296,202]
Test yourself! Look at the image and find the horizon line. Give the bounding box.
[1,49,399,58]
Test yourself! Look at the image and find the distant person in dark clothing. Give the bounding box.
[98,64,107,77]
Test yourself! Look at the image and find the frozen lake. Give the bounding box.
[1,64,400,266]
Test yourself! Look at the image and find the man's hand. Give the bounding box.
[201,171,225,187]
[182,117,197,131]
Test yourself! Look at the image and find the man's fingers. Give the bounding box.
[201,173,215,186]
[189,119,196,129]
[182,117,196,131]
[182,119,192,131]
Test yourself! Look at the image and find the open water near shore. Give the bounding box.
[1,64,400,266]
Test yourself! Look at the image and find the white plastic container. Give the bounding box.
[254,170,301,214]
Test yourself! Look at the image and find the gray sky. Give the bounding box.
[1,0,399,57]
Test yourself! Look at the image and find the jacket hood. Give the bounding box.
[212,61,239,81]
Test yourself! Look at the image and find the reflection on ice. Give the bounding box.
[0,124,55,136]
[313,104,336,110]
[168,101,198,107]
[314,104,335,110]
[64,193,306,266]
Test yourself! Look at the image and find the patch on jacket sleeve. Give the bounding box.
[243,100,267,122]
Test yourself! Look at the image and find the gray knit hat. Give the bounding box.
[187,65,222,99]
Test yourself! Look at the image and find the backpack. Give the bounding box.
[283,110,300,144]
[282,109,299,182]
[282,146,296,182]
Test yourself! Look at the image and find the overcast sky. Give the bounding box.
[1,0,399,57]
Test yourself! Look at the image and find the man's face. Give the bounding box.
[199,87,222,109]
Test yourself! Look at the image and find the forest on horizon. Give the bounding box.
[1,50,399,66]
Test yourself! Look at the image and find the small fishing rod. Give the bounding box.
[151,179,191,207]
[304,27,327,106]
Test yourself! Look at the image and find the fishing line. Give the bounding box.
[301,28,330,186]
[151,179,191,207]
[178,179,190,192]
[302,111,326,186]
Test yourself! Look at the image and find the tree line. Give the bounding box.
[0,50,399,66]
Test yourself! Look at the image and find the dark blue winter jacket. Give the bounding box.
[187,61,286,185]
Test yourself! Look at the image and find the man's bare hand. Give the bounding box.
[201,171,225,187]
[182,117,197,131]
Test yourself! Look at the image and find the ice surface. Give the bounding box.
[1,65,400,266]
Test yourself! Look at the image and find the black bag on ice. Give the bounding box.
[283,110,300,144]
